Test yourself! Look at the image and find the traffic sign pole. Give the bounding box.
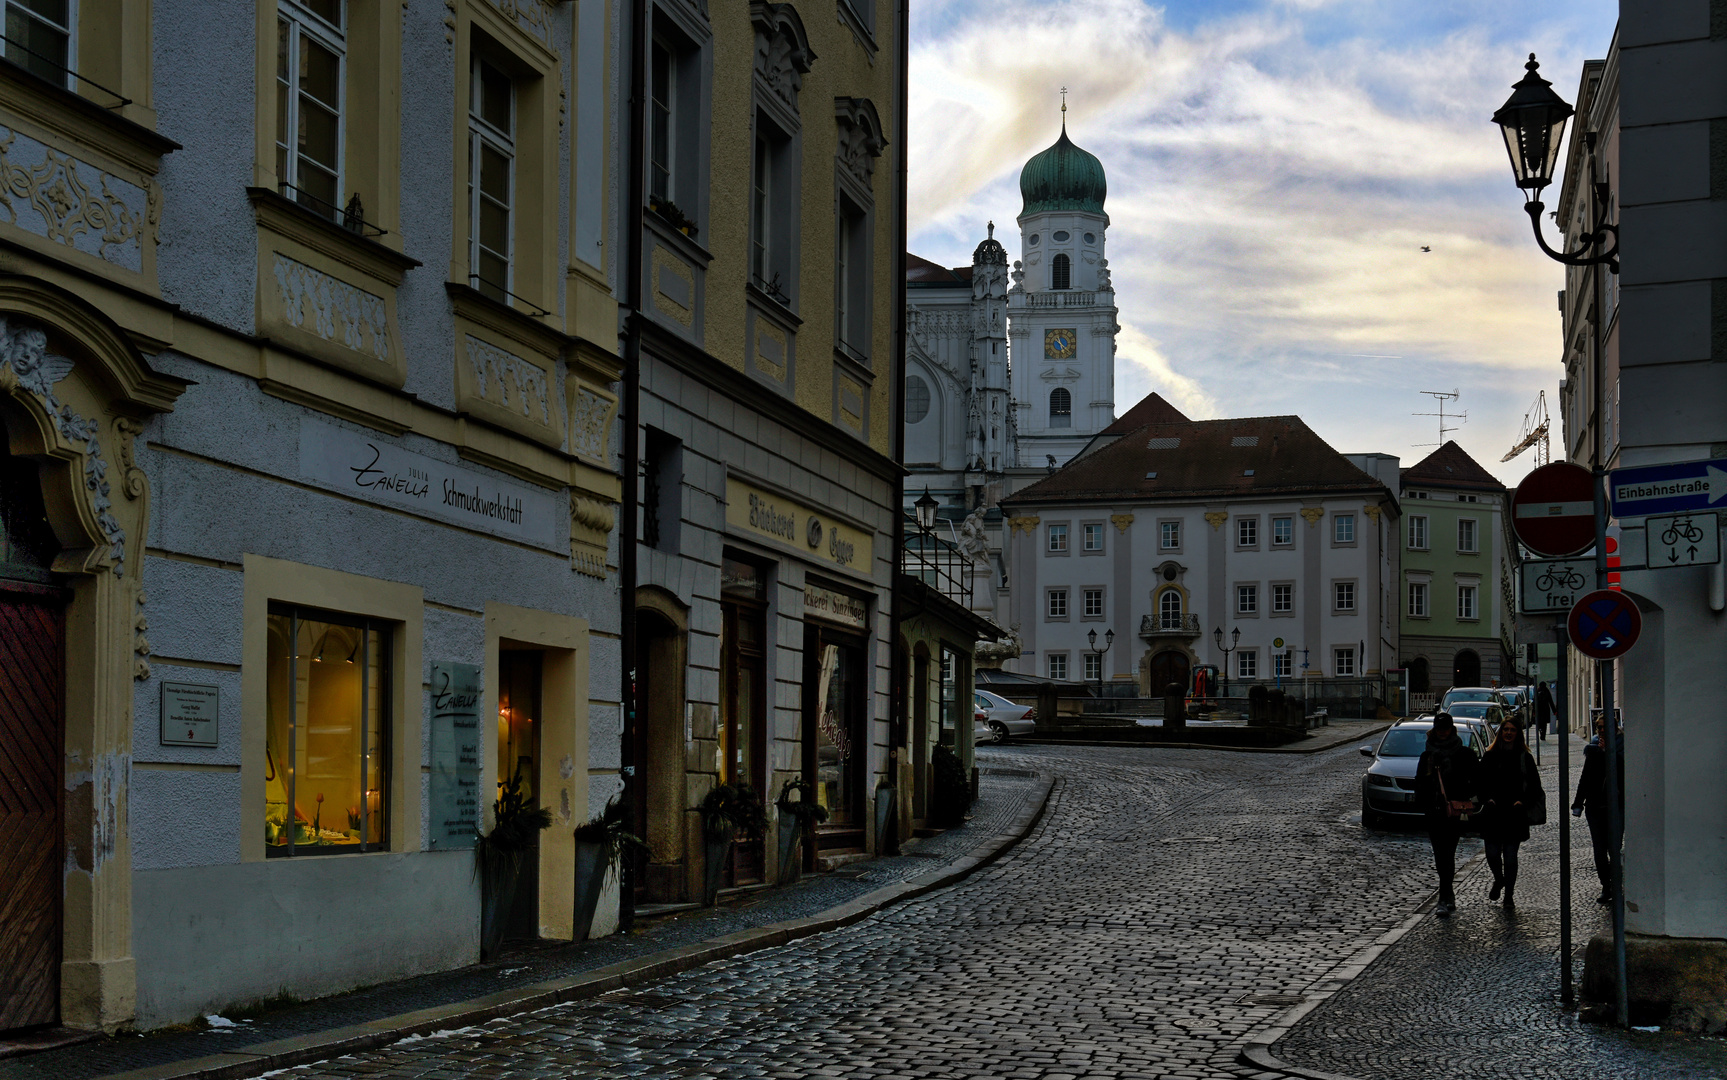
[1556,625,1572,1010]
[1593,466,1629,1028]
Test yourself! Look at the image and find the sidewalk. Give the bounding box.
[1247,732,1727,1080]
[1,768,1052,1080]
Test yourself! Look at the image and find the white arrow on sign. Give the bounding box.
[1645,511,1721,570]
[1598,635,1617,648]
[1712,465,1727,504]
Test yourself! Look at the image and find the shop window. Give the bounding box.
[1051,252,1071,290]
[468,54,515,303]
[720,558,767,792]
[265,606,390,856]
[276,1,346,217]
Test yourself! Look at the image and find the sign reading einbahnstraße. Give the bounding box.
[1609,458,1727,519]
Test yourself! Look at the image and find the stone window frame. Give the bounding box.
[1083,651,1102,683]
[1332,646,1357,677]
[1457,516,1480,555]
[1236,648,1258,680]
[1456,580,1481,622]
[1235,581,1260,618]
[1081,586,1105,621]
[1080,520,1106,555]
[1045,587,1069,621]
[1408,579,1430,619]
[1332,512,1357,547]
[1269,579,1295,618]
[1332,578,1358,614]
[1158,518,1183,553]
[1270,515,1294,548]
[1046,521,1070,555]
[1046,651,1069,681]
[1408,514,1429,551]
[1235,514,1260,550]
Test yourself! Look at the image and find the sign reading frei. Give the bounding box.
[1645,511,1720,569]
[1511,462,1596,558]
[160,681,219,747]
[428,662,483,850]
[726,478,873,574]
[299,418,559,548]
[1519,557,1592,615]
[1610,458,1727,519]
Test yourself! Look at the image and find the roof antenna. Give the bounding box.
[1411,389,1465,448]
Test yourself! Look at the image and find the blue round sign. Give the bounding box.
[1567,590,1642,660]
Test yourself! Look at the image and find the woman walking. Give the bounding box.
[1415,713,1478,917]
[1478,717,1544,908]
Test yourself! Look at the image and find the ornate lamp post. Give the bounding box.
[1212,626,1241,698]
[1087,627,1115,695]
[1492,54,1618,272]
[914,487,939,534]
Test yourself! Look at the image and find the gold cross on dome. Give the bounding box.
[1060,86,1068,113]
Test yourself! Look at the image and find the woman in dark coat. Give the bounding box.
[1414,713,1478,918]
[1478,718,1544,908]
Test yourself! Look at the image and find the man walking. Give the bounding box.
[1572,716,1622,904]
[1535,680,1554,742]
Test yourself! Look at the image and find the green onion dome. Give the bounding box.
[1018,126,1107,217]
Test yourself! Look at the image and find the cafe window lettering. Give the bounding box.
[265,606,390,855]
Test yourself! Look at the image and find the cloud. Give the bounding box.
[907,0,1616,484]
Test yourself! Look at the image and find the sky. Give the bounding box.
[906,0,1619,487]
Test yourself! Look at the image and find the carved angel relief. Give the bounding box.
[751,2,815,112]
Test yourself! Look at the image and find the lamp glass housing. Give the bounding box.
[1491,54,1574,194]
[914,488,939,532]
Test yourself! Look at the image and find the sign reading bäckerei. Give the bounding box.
[725,477,873,574]
[299,418,558,547]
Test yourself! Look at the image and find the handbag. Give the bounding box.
[1436,769,1473,821]
[1524,760,1548,825]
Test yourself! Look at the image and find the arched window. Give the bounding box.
[1051,253,1071,290]
[1049,387,1071,428]
[904,375,931,424]
[1158,588,1183,630]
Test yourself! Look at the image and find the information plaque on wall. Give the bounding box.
[429,662,483,850]
[160,681,220,747]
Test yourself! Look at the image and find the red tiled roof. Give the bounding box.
[1006,414,1391,506]
[1101,391,1189,434]
[906,252,971,284]
[1401,441,1504,492]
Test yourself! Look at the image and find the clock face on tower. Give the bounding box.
[1044,328,1078,359]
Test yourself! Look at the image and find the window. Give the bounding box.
[277,2,346,217]
[1237,584,1258,615]
[1458,584,1479,620]
[468,56,515,303]
[1049,387,1071,428]
[839,0,874,36]
[836,192,870,357]
[647,31,700,217]
[1083,589,1104,618]
[1160,521,1180,549]
[1408,515,1428,550]
[904,375,930,423]
[1458,518,1479,553]
[1334,647,1356,677]
[1082,523,1103,551]
[1334,581,1356,612]
[3,0,75,88]
[266,606,390,856]
[643,428,682,552]
[1048,653,1068,680]
[1051,252,1071,290]
[649,38,674,204]
[1274,652,1292,679]
[1047,589,1068,618]
[1272,583,1292,613]
[1048,523,1068,552]
[1408,581,1429,617]
[1237,650,1258,680]
[1084,652,1102,682]
[1237,517,1258,547]
[1272,516,1292,546]
[1458,493,1479,503]
[1158,589,1183,629]
[1334,514,1355,544]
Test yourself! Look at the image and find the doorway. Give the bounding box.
[912,647,930,821]
[718,557,768,887]
[0,435,65,1032]
[804,625,866,856]
[1149,650,1191,698]
[497,649,542,942]
[633,601,688,904]
[1409,657,1430,694]
[1452,649,1480,689]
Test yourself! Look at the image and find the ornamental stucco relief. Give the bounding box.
[0,126,150,272]
[568,386,611,462]
[273,254,393,362]
[464,335,552,427]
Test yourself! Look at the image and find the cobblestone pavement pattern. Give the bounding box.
[275,745,1449,1080]
[1276,734,1727,1080]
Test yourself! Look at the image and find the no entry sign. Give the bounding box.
[1513,462,1596,558]
[1568,590,1642,660]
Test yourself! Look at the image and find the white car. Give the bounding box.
[974,690,1037,743]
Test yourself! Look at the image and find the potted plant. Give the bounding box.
[571,798,647,941]
[774,778,828,885]
[699,783,768,906]
[474,771,551,960]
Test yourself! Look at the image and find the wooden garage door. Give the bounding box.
[0,592,64,1031]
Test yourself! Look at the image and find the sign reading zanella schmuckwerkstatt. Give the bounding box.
[299,418,558,547]
[428,662,483,850]
[725,478,873,573]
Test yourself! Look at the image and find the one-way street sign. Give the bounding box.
[1645,512,1720,569]
[1609,458,1727,518]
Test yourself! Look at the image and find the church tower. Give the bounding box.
[1008,110,1119,468]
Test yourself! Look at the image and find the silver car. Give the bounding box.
[974,689,1037,743]
[1360,720,1486,828]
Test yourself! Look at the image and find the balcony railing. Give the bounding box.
[901,521,973,606]
[1020,290,1100,309]
[1139,612,1201,639]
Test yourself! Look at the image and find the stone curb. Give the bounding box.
[1237,850,1490,1080]
[96,775,1058,1080]
[1022,722,1392,755]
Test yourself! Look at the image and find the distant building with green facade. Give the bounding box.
[1397,443,1517,702]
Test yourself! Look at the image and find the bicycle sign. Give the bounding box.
[1520,557,1594,614]
[1646,511,1719,569]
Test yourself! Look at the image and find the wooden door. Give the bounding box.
[0,590,64,1031]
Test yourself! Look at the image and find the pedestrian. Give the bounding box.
[1572,717,1623,904]
[1414,712,1478,917]
[1478,717,1544,909]
[1535,680,1555,742]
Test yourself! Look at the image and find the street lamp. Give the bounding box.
[1492,54,1618,271]
[1087,627,1115,695]
[914,487,939,534]
[1212,626,1241,698]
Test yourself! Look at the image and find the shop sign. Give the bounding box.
[429,662,483,850]
[804,584,868,629]
[299,418,560,548]
[725,478,873,573]
[159,681,219,747]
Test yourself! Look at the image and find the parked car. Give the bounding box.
[974,689,1037,742]
[1412,709,1495,752]
[1442,700,1508,736]
[973,706,996,746]
[1441,686,1508,712]
[1360,719,1487,829]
